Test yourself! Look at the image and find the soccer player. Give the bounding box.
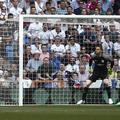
[77,46,113,104]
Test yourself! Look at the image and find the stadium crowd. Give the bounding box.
[0,0,120,20]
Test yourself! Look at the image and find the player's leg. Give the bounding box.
[77,79,92,104]
[103,79,113,104]
[115,87,120,105]
[45,88,53,104]
[69,87,76,104]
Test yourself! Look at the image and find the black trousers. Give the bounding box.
[23,88,35,104]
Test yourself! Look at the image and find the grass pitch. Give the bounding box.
[0,105,120,120]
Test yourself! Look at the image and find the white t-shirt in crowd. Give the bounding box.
[78,71,89,87]
[27,22,42,38]
[30,44,42,54]
[22,79,32,88]
[9,6,22,18]
[66,43,80,57]
[39,30,52,44]
[50,29,65,40]
[51,44,65,56]
[114,42,120,51]
[65,64,79,73]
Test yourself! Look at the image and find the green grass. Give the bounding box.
[0,105,120,120]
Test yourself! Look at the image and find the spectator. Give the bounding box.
[51,35,65,57]
[3,35,16,63]
[37,57,53,80]
[39,44,49,61]
[53,71,65,88]
[56,63,68,87]
[26,2,35,14]
[26,50,43,80]
[106,7,113,15]
[23,45,33,67]
[71,0,82,10]
[0,6,7,20]
[37,57,54,104]
[80,25,97,53]
[27,21,42,39]
[86,0,98,12]
[62,50,72,66]
[56,0,67,15]
[65,24,75,40]
[97,2,104,14]
[0,0,6,12]
[69,72,79,104]
[109,24,119,43]
[112,58,120,74]
[81,8,87,15]
[66,6,75,15]
[99,0,113,14]
[39,23,52,44]
[79,46,91,61]
[9,0,22,18]
[51,23,65,41]
[44,2,52,15]
[7,13,14,19]
[30,37,42,54]
[20,0,31,11]
[29,4,37,15]
[49,51,61,72]
[74,0,85,15]
[34,0,45,14]
[78,64,89,88]
[117,8,120,15]
[9,63,19,82]
[113,0,120,15]
[94,8,101,15]
[114,34,120,57]
[0,70,16,103]
[23,69,35,104]
[65,56,79,73]
[46,0,57,9]
[95,25,103,44]
[79,55,89,73]
[66,36,80,57]
[50,7,56,14]
[102,33,114,57]
[0,56,10,71]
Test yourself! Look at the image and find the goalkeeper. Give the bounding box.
[77,46,113,104]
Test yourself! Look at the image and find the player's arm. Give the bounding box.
[103,54,114,68]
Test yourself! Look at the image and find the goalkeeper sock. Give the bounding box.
[106,86,111,98]
[118,89,120,101]
[82,87,89,100]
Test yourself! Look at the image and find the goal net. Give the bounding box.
[19,15,120,105]
[1,15,120,106]
[0,19,19,106]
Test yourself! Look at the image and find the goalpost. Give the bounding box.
[0,15,120,106]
